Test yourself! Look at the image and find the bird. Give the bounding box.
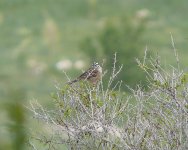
[67,62,102,85]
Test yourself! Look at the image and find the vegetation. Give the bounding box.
[1,0,188,149]
[29,52,188,149]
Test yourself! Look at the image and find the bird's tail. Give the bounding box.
[67,79,79,85]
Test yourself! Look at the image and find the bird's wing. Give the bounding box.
[79,68,98,80]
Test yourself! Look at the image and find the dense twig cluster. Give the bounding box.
[29,52,188,150]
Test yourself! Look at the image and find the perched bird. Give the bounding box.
[68,62,102,85]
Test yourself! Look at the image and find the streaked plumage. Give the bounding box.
[68,62,102,85]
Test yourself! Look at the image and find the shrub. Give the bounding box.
[29,52,188,150]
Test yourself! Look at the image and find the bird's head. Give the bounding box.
[92,62,102,73]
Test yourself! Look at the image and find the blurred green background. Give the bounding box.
[0,0,188,149]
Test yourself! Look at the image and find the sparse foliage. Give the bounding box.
[29,52,188,150]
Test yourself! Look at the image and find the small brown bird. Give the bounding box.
[68,62,102,85]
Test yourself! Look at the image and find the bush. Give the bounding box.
[81,15,148,88]
[29,53,188,150]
